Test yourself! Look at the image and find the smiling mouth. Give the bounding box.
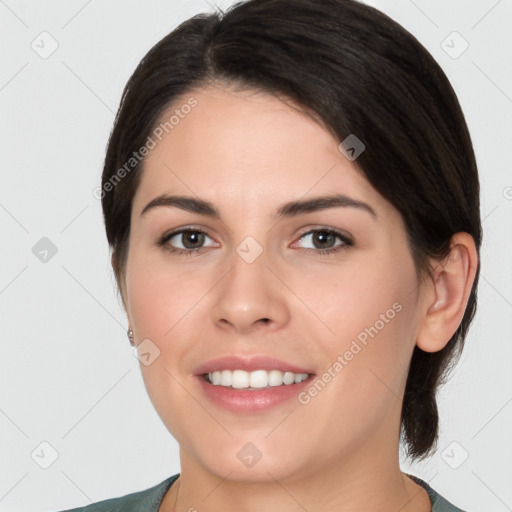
[202,369,312,390]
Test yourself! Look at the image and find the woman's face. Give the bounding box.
[122,84,429,482]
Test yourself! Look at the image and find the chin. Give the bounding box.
[188,436,312,484]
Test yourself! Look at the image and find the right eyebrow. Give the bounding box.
[140,195,221,218]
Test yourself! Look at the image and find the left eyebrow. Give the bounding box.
[140,193,377,220]
[274,194,377,220]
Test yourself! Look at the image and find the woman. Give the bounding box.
[58,0,481,510]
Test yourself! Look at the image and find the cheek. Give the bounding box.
[293,278,419,459]
[314,253,420,393]
[125,245,206,339]
[125,250,205,438]
[312,253,417,340]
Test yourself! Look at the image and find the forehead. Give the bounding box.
[133,85,392,220]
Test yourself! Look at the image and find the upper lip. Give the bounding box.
[193,355,315,375]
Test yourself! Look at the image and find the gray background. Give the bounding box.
[1,1,511,511]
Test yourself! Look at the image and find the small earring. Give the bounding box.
[127,328,135,346]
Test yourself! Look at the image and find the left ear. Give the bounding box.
[416,232,479,353]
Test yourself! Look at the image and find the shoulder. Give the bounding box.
[53,473,180,512]
[407,474,469,512]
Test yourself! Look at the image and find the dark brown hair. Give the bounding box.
[100,0,482,460]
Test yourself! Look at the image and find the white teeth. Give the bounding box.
[249,370,268,389]
[207,369,310,388]
[294,373,304,383]
[220,370,231,386]
[268,369,283,387]
[232,369,249,389]
[282,371,295,385]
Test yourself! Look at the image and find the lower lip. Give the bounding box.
[195,375,314,413]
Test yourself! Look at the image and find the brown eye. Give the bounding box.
[295,228,354,255]
[174,230,206,249]
[157,228,216,256]
[311,230,337,249]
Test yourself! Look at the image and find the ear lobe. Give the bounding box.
[416,232,478,353]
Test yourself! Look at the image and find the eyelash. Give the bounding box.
[155,227,354,257]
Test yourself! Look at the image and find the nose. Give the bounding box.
[210,246,290,335]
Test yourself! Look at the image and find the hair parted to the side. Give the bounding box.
[100,0,481,460]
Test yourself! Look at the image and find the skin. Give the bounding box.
[116,83,478,512]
